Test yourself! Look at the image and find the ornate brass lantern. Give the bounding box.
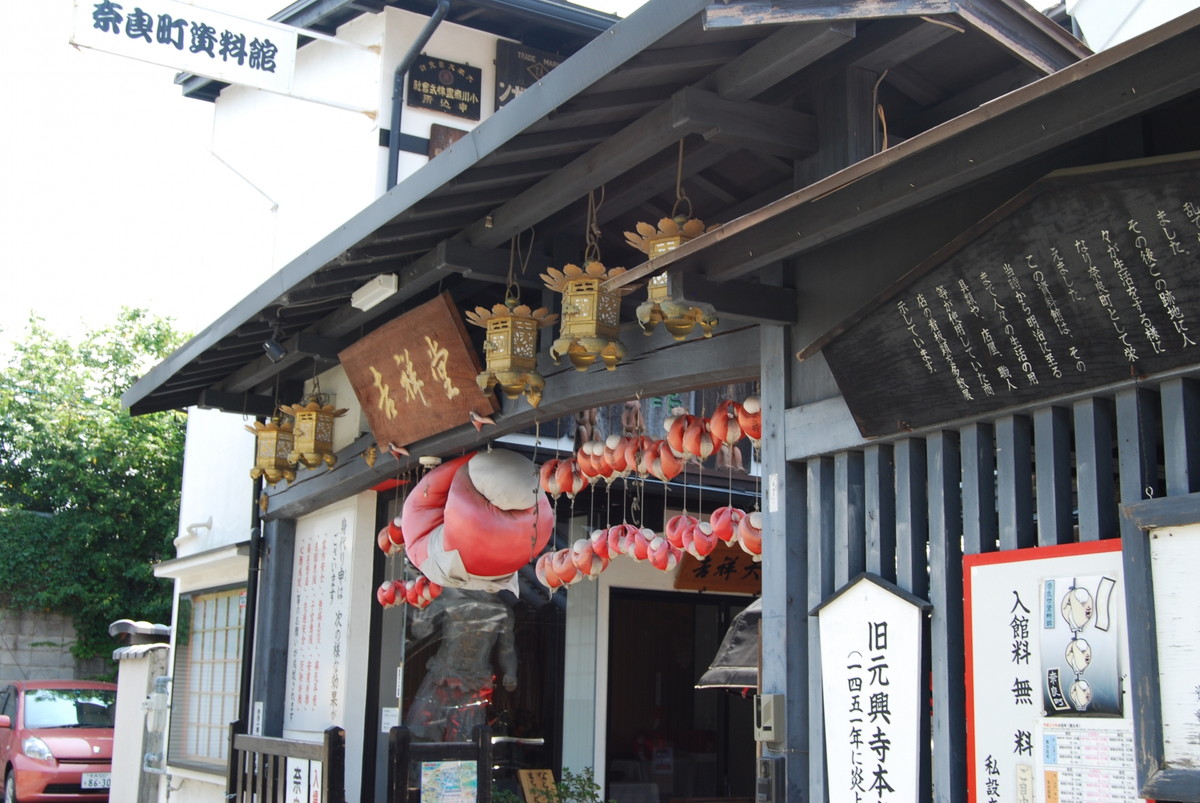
[465,301,558,407]
[624,142,718,341]
[280,393,348,470]
[541,261,631,371]
[626,216,718,341]
[245,416,296,486]
[632,266,719,341]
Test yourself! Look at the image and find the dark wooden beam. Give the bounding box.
[708,22,856,101]
[618,41,748,79]
[195,390,278,417]
[403,186,518,220]
[957,0,1089,73]
[460,86,812,250]
[607,13,1200,286]
[263,325,762,520]
[221,333,347,394]
[473,124,615,167]
[703,0,955,27]
[687,91,818,157]
[661,269,797,325]
[702,0,1087,74]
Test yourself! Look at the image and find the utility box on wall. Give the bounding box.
[753,693,785,745]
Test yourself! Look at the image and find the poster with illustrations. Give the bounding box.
[964,540,1146,803]
[1040,575,1122,718]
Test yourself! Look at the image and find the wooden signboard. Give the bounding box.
[817,155,1200,437]
[495,39,561,110]
[407,56,482,121]
[338,292,497,449]
[429,124,468,158]
[518,769,558,802]
[674,542,761,594]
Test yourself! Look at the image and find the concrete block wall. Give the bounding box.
[0,609,107,680]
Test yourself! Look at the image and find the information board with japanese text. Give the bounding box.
[821,156,1200,437]
[964,541,1146,803]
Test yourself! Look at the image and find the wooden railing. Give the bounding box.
[226,720,346,803]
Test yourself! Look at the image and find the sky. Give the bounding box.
[0,0,646,355]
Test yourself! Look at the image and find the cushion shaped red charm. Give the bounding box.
[401,450,553,591]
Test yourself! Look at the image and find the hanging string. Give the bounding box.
[584,186,606,265]
[671,139,693,220]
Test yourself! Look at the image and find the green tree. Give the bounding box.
[0,309,188,665]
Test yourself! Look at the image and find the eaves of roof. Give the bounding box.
[123,0,1120,418]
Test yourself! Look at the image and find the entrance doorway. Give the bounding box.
[605,590,755,803]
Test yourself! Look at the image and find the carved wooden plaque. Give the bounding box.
[674,544,762,594]
[819,156,1200,437]
[338,292,497,449]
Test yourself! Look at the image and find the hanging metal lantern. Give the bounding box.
[245,415,296,486]
[624,214,708,259]
[624,140,719,341]
[633,268,719,341]
[541,261,631,371]
[280,395,348,470]
[465,301,558,407]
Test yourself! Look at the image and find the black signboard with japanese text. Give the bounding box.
[407,55,482,121]
[494,39,561,110]
[818,155,1200,437]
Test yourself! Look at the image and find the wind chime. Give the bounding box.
[465,232,558,407]
[541,188,633,371]
[626,140,718,341]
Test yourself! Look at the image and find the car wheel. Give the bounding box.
[3,772,17,803]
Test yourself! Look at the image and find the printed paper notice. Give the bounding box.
[421,760,476,803]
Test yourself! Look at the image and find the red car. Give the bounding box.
[0,680,116,802]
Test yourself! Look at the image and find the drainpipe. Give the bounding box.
[237,475,264,727]
[387,0,451,190]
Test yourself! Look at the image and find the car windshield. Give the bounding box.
[23,689,116,729]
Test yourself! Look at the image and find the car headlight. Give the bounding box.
[22,736,54,762]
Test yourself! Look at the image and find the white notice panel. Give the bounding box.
[1149,524,1200,771]
[818,575,926,803]
[285,506,353,734]
[964,540,1144,803]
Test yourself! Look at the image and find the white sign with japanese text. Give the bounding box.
[283,495,374,738]
[818,575,926,803]
[964,541,1144,803]
[70,0,297,94]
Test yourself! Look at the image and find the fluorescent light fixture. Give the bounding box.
[351,274,398,311]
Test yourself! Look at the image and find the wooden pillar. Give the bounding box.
[759,323,810,801]
[927,431,966,803]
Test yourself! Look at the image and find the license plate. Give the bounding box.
[81,772,111,789]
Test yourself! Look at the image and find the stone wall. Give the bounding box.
[0,609,107,681]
